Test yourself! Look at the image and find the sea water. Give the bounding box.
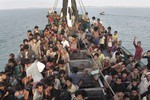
[0,7,150,71]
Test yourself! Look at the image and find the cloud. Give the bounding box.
[0,0,150,9]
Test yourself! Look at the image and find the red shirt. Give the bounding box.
[133,40,143,61]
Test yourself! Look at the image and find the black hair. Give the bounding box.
[16,85,24,91]
[59,70,66,75]
[58,60,64,64]
[47,82,54,87]
[23,39,28,44]
[94,53,99,57]
[20,44,24,47]
[115,52,120,56]
[131,87,138,92]
[92,16,96,20]
[94,26,98,31]
[34,26,39,29]
[36,83,43,88]
[8,58,15,64]
[114,31,118,33]
[107,26,111,30]
[72,67,78,73]
[58,90,71,100]
[9,53,15,58]
[24,59,30,64]
[23,45,29,50]
[65,77,73,83]
[75,90,87,97]
[27,30,31,33]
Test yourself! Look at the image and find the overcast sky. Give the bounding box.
[0,0,150,9]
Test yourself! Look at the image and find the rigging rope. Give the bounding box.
[53,0,59,11]
[77,0,84,14]
[80,0,86,13]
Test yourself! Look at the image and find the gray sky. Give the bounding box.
[0,0,150,9]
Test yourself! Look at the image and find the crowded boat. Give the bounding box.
[0,0,150,100]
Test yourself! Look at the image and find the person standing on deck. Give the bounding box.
[133,37,143,61]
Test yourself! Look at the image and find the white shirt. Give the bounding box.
[61,40,70,48]
[26,61,43,82]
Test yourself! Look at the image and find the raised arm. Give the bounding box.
[133,37,137,48]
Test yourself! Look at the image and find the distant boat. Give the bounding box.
[100,12,105,15]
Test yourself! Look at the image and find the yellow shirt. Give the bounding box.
[99,54,105,63]
[112,34,118,42]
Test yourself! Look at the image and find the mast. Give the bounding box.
[62,0,78,22]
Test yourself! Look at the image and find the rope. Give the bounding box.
[77,0,84,14]
[81,39,118,100]
[80,0,86,13]
[53,0,59,11]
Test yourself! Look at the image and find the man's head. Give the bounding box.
[94,53,99,60]
[75,90,87,100]
[131,79,138,87]
[8,58,15,66]
[36,83,43,93]
[137,41,141,47]
[66,77,73,87]
[131,88,138,96]
[72,67,78,74]
[23,45,29,52]
[24,59,30,67]
[23,39,29,45]
[9,53,15,59]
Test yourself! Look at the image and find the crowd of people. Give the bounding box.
[0,9,150,100]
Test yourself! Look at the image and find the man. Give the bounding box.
[61,36,70,49]
[30,37,41,59]
[70,67,83,86]
[25,59,45,92]
[133,37,143,61]
[139,70,150,94]
[65,77,78,99]
[142,50,150,70]
[33,83,43,100]
[23,45,36,64]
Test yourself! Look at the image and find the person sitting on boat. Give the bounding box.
[65,77,78,99]
[112,31,118,43]
[142,50,150,70]
[34,26,40,35]
[107,33,113,53]
[70,35,78,53]
[61,36,70,51]
[46,47,54,58]
[92,16,97,26]
[5,58,23,77]
[133,37,143,61]
[130,87,141,100]
[111,42,118,56]
[92,26,100,46]
[74,90,87,100]
[70,67,83,87]
[83,53,102,81]
[33,83,44,100]
[99,32,105,51]
[82,12,89,23]
[139,70,150,94]
[30,37,41,59]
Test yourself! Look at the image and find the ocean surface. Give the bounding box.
[0,7,150,71]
